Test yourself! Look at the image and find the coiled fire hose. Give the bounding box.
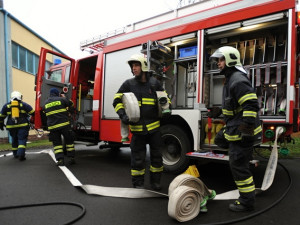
[120,93,140,142]
[168,174,214,222]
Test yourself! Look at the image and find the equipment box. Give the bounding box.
[179,46,197,58]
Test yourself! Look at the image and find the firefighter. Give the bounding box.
[209,46,262,212]
[113,54,171,190]
[0,91,35,161]
[43,88,75,166]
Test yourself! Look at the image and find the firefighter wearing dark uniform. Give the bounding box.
[113,54,171,190]
[0,91,35,161]
[209,46,262,212]
[43,88,75,166]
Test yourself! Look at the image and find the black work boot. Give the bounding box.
[56,158,64,166]
[150,172,162,191]
[132,175,144,189]
[229,200,254,212]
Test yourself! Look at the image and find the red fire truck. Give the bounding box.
[34,0,300,174]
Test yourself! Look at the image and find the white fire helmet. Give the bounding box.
[127,54,149,72]
[11,91,23,101]
[210,46,247,74]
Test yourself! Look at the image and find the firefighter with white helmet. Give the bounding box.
[0,91,35,161]
[113,54,171,190]
[209,46,262,211]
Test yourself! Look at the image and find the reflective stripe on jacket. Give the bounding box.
[113,76,169,135]
[222,71,262,141]
[43,96,74,131]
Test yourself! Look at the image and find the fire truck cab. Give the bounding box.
[34,0,300,174]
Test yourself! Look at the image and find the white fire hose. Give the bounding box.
[120,92,170,141]
[120,93,140,142]
[0,125,285,223]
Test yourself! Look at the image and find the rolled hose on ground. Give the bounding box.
[0,201,86,225]
[168,174,213,222]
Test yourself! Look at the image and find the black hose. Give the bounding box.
[0,201,86,225]
[199,159,292,225]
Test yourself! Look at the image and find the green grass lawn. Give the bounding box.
[255,137,300,159]
[0,139,52,151]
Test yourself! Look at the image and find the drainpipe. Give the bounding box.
[4,10,11,102]
[3,8,12,143]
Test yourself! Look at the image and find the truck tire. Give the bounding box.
[161,124,190,174]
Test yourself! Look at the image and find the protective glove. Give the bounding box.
[238,122,255,144]
[238,122,255,136]
[207,107,222,118]
[120,113,130,125]
[0,123,4,131]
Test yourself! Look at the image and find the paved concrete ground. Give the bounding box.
[0,145,299,225]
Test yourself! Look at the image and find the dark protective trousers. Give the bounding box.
[9,126,30,157]
[130,131,163,186]
[49,126,75,161]
[215,129,256,207]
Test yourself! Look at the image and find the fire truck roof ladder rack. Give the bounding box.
[80,27,126,53]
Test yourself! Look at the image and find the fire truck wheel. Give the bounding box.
[161,124,190,174]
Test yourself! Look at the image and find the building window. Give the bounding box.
[11,41,40,75]
[12,42,18,67]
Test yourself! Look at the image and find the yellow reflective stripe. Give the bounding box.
[130,121,160,132]
[54,149,64,154]
[6,112,12,115]
[48,121,70,130]
[142,98,156,105]
[45,101,62,109]
[45,108,67,116]
[115,103,124,112]
[66,144,75,151]
[146,121,160,131]
[131,169,145,176]
[224,133,242,141]
[6,123,29,129]
[18,145,26,149]
[54,145,63,154]
[0,114,5,118]
[235,176,254,186]
[163,91,171,104]
[138,101,141,107]
[222,109,234,116]
[12,147,18,151]
[243,111,257,118]
[150,165,163,173]
[114,93,123,99]
[28,109,35,114]
[238,93,257,105]
[130,124,143,132]
[223,107,243,116]
[254,125,262,135]
[238,185,255,193]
